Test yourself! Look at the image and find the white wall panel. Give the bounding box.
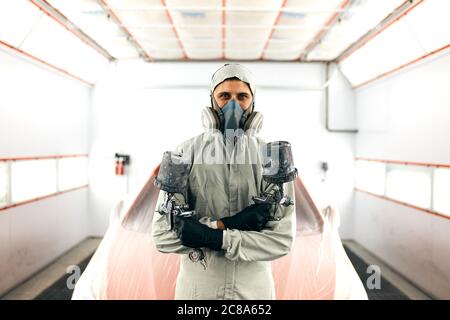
[354,52,450,299]
[0,48,90,296]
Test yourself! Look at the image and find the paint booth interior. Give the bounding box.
[1,0,450,300]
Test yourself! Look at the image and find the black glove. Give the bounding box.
[220,203,272,232]
[174,217,223,251]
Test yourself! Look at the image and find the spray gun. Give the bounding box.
[154,151,207,268]
[252,141,298,220]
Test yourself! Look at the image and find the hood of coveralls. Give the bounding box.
[209,64,260,133]
[210,63,256,114]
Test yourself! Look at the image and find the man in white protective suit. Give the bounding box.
[152,63,296,300]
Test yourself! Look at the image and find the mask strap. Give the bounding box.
[243,111,258,131]
[207,107,222,131]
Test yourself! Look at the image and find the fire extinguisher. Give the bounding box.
[115,158,124,176]
[115,153,130,176]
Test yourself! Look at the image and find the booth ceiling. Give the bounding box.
[0,0,449,86]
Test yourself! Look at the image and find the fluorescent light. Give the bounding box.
[0,0,42,47]
[386,165,432,209]
[0,162,7,206]
[58,157,88,191]
[403,0,450,53]
[433,168,450,217]
[355,160,386,195]
[368,20,425,75]
[11,159,57,203]
[308,0,405,60]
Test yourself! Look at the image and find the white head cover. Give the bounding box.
[210,63,256,96]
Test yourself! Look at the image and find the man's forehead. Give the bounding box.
[214,80,252,93]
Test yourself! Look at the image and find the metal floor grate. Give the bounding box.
[343,245,409,300]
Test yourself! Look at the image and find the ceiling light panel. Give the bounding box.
[307,0,405,61]
[367,19,425,75]
[263,41,310,60]
[45,0,139,59]
[267,0,343,60]
[106,0,184,59]
[19,12,108,82]
[0,0,43,47]
[338,10,430,87]
[185,42,222,60]
[403,0,450,53]
[225,0,284,60]
[166,0,222,59]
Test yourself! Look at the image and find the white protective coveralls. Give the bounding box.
[152,107,296,300]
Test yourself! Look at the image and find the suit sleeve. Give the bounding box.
[151,139,197,254]
[222,180,296,262]
[151,187,193,254]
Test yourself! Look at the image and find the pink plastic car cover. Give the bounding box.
[72,165,367,300]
